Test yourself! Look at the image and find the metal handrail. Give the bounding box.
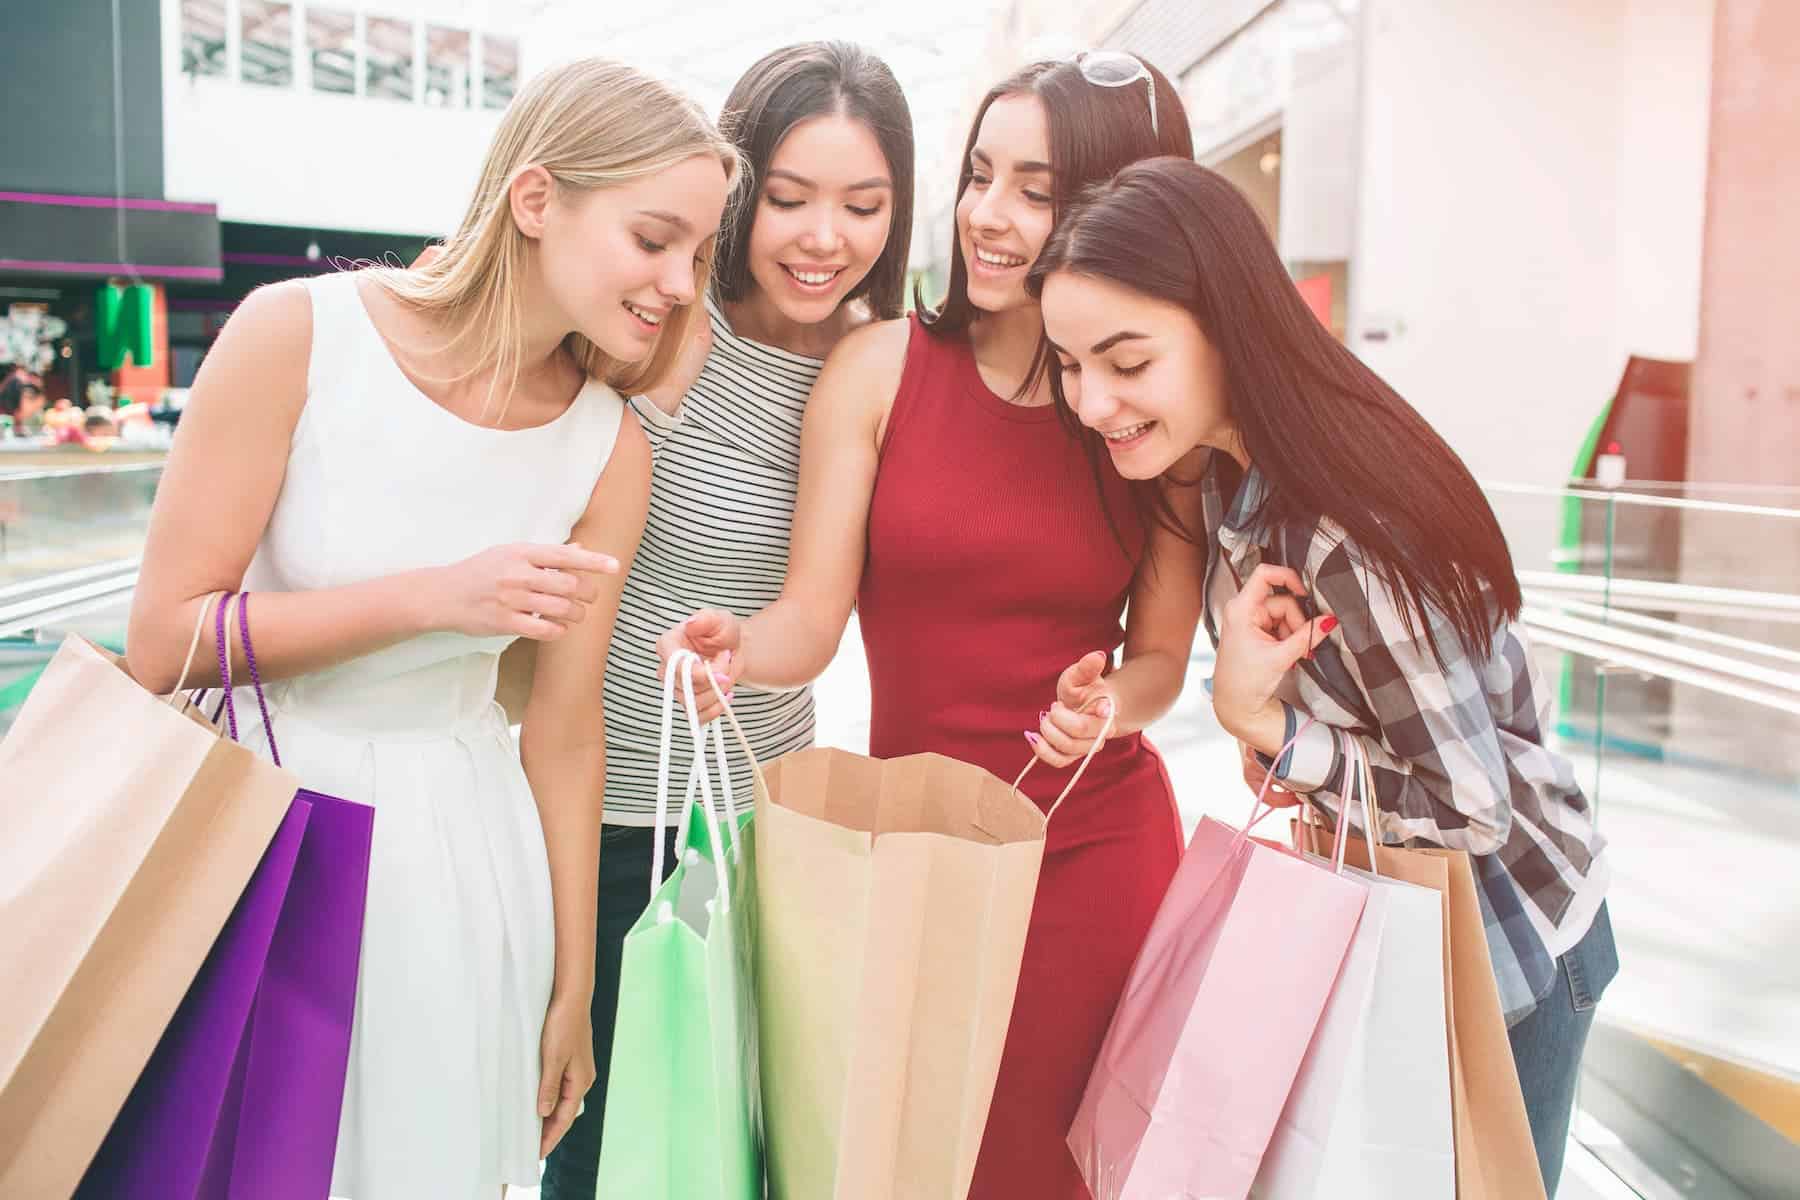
[0,558,139,640]
[1522,605,1800,701]
[1528,597,1800,668]
[1485,480,1800,521]
[0,558,143,604]
[1518,570,1800,623]
[0,462,166,484]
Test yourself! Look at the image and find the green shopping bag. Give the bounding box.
[595,657,761,1199]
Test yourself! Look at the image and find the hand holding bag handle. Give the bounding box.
[1009,702,1117,821]
[1295,730,1385,877]
[651,649,771,907]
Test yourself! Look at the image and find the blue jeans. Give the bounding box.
[1507,902,1619,1197]
[540,824,677,1200]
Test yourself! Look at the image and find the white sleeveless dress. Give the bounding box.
[236,271,625,1198]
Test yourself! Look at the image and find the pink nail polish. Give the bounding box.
[1038,710,1049,723]
[1024,731,1040,746]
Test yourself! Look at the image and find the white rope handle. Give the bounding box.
[676,656,734,914]
[164,590,225,705]
[650,647,774,897]
[649,649,687,900]
[1299,729,1383,877]
[690,649,772,824]
[1011,702,1118,822]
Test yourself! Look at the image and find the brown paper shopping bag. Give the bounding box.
[753,747,1048,1200]
[0,599,298,1197]
[1299,817,1546,1200]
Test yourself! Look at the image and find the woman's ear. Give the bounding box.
[509,165,554,240]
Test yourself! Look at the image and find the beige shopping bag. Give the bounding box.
[753,747,1049,1200]
[0,598,298,1197]
[1299,820,1546,1200]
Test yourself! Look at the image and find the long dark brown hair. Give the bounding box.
[1028,157,1521,664]
[919,57,1193,399]
[713,41,916,319]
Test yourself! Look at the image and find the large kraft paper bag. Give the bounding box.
[0,624,296,1197]
[754,747,1046,1200]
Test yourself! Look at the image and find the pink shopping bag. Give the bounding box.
[1068,725,1368,1200]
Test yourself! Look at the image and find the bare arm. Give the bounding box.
[518,412,652,1154]
[127,281,618,695]
[658,318,910,708]
[519,411,650,1009]
[1031,461,1210,765]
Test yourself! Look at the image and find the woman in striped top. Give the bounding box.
[537,41,914,1199]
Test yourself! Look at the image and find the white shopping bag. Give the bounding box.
[1251,735,1455,1200]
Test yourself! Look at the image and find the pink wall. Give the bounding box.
[1688,0,1800,491]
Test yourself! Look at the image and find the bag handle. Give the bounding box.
[1296,728,1384,876]
[164,590,225,705]
[651,650,767,907]
[214,589,238,741]
[210,591,283,764]
[1010,702,1117,821]
[1228,714,1320,855]
[682,649,769,839]
[237,592,282,766]
[676,662,734,913]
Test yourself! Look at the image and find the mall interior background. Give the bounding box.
[2,4,1796,1197]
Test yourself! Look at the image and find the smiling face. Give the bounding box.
[532,153,731,360]
[955,94,1056,315]
[1041,270,1233,479]
[743,112,895,325]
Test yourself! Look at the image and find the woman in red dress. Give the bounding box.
[661,58,1202,1197]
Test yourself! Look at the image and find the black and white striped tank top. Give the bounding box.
[601,297,824,822]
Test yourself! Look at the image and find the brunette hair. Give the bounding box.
[712,41,915,320]
[919,56,1192,398]
[1030,157,1522,663]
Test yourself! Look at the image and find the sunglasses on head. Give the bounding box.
[1073,50,1158,138]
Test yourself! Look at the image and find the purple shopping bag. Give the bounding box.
[79,593,373,1200]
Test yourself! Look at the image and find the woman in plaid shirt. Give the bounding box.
[1028,157,1617,1197]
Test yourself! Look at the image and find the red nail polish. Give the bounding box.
[1319,615,1339,634]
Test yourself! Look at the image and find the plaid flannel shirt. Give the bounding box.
[1201,458,1607,1023]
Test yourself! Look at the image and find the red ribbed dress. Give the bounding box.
[859,316,1184,1198]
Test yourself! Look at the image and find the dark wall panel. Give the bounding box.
[0,0,165,199]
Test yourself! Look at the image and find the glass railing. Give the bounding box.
[1487,480,1800,1199]
[0,456,159,733]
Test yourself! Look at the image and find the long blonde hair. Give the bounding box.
[377,58,741,413]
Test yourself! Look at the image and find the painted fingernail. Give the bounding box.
[1320,615,1339,634]
[1024,731,1041,746]
[1038,710,1049,723]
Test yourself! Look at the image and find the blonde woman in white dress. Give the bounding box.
[126,59,738,1199]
